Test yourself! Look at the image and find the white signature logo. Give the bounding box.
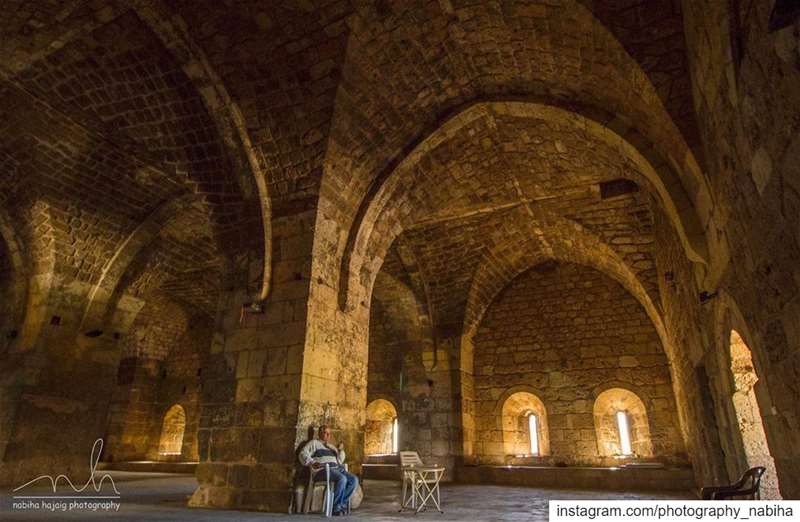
[13,438,120,497]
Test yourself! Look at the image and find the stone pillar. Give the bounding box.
[390,327,472,478]
[457,331,477,465]
[436,332,473,475]
[190,209,316,511]
[299,275,370,477]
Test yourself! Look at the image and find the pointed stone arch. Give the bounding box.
[712,293,782,499]
[338,101,710,315]
[80,194,200,335]
[129,0,273,302]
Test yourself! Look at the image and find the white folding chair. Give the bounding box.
[399,451,423,510]
[411,466,445,513]
[399,451,445,513]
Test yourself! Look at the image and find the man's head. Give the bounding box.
[319,425,332,443]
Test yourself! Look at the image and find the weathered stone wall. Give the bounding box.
[0,281,122,487]
[472,262,686,466]
[191,210,315,511]
[155,316,208,462]
[366,247,462,474]
[0,241,14,339]
[651,206,728,487]
[104,356,162,462]
[679,0,800,497]
[103,297,201,462]
[103,308,207,463]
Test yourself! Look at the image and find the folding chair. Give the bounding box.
[400,451,424,510]
[399,451,444,513]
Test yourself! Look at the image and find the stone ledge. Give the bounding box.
[456,464,696,493]
[97,461,197,474]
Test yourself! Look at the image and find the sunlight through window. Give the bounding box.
[616,410,632,455]
[528,414,539,456]
[392,417,399,453]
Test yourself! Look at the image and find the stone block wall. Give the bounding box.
[103,298,206,463]
[191,210,315,512]
[472,262,686,466]
[679,0,800,498]
[104,356,162,462]
[366,249,460,474]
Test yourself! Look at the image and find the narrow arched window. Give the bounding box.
[528,413,540,456]
[594,388,652,458]
[616,410,632,456]
[501,391,549,458]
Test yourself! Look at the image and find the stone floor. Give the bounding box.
[1,472,694,521]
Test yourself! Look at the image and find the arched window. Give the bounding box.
[728,330,781,498]
[158,404,186,456]
[593,388,652,458]
[501,391,549,457]
[365,399,399,455]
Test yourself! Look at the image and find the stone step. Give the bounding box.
[97,461,197,474]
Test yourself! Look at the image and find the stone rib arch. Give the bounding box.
[129,0,273,302]
[6,8,264,302]
[80,194,200,334]
[0,209,29,339]
[712,291,769,392]
[457,215,676,463]
[338,101,711,314]
[13,199,59,353]
[326,0,718,314]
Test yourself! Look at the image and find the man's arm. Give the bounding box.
[337,445,346,464]
[299,440,318,466]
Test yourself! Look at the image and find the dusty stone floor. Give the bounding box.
[1,472,694,521]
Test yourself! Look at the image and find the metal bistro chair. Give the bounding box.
[301,462,352,517]
[701,467,766,500]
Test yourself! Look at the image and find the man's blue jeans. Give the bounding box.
[316,467,358,513]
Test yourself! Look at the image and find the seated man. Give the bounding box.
[299,424,359,516]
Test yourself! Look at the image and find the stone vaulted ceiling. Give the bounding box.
[0,0,705,346]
